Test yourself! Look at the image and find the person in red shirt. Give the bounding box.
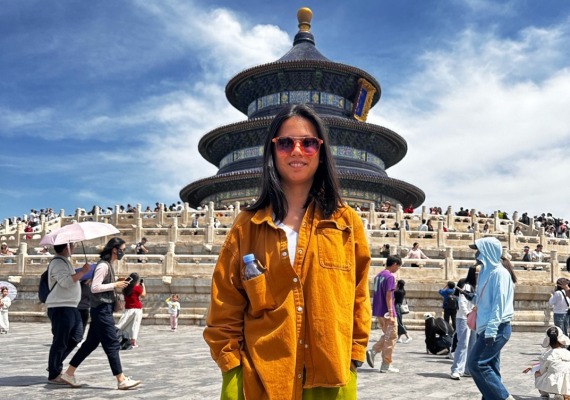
[116,273,146,348]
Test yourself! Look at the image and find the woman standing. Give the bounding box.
[61,237,141,390]
[406,242,429,268]
[467,237,516,400]
[549,278,570,336]
[395,280,412,344]
[116,272,146,347]
[203,104,372,400]
[450,278,475,380]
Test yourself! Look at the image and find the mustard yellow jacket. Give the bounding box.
[203,202,371,400]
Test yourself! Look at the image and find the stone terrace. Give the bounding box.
[1,202,568,331]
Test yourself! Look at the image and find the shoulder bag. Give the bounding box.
[400,299,410,314]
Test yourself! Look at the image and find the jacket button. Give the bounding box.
[293,278,298,283]
[281,251,288,257]
[297,306,303,312]
[298,374,302,379]
[297,249,303,254]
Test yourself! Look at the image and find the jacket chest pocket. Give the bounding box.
[316,221,354,271]
[242,273,276,317]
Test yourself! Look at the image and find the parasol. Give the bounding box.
[40,221,120,262]
[0,281,17,300]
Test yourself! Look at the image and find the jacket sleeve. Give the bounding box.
[203,232,248,373]
[351,214,372,363]
[483,272,506,338]
[548,292,558,307]
[50,258,75,289]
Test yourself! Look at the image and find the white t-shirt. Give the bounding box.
[549,290,570,314]
[276,222,299,267]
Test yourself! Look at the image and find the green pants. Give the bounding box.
[221,366,357,400]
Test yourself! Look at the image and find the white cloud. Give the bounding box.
[134,0,291,77]
[372,22,570,218]
[0,106,53,134]
[59,2,292,205]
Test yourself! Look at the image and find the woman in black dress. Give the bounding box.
[395,279,412,343]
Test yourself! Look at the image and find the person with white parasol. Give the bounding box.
[44,242,92,386]
[39,221,121,387]
[0,285,12,334]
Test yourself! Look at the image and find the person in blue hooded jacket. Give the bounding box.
[467,237,516,400]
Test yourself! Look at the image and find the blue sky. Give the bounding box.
[2,0,570,221]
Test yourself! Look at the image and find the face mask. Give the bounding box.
[474,250,483,265]
[117,249,125,260]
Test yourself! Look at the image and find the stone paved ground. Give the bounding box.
[0,322,548,400]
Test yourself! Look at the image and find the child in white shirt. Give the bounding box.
[534,326,570,399]
[0,286,12,334]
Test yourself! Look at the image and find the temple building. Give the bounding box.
[180,7,424,210]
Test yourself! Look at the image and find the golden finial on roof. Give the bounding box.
[297,7,312,32]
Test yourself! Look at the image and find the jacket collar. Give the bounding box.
[250,201,319,227]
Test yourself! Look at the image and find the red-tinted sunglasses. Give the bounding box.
[271,136,323,157]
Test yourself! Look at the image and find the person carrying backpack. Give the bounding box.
[439,281,458,331]
[45,243,92,387]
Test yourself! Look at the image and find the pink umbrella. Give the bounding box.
[40,221,120,245]
[40,221,120,261]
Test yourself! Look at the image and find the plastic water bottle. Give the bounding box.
[243,253,262,280]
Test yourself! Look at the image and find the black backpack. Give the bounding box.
[38,256,65,303]
[444,294,459,310]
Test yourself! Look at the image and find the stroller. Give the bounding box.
[424,313,454,355]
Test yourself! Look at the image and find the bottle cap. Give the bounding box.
[243,253,255,263]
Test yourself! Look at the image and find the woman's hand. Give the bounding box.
[115,280,129,289]
[80,263,91,274]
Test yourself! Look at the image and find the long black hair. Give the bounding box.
[501,256,518,284]
[99,237,125,262]
[397,279,406,297]
[455,278,467,296]
[123,272,140,297]
[465,266,478,289]
[246,104,342,221]
[546,326,562,348]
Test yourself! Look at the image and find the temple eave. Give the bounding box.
[180,170,424,209]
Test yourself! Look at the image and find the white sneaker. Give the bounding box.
[396,338,403,343]
[60,373,82,388]
[380,364,399,373]
[403,337,413,344]
[118,376,141,390]
[450,372,461,380]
